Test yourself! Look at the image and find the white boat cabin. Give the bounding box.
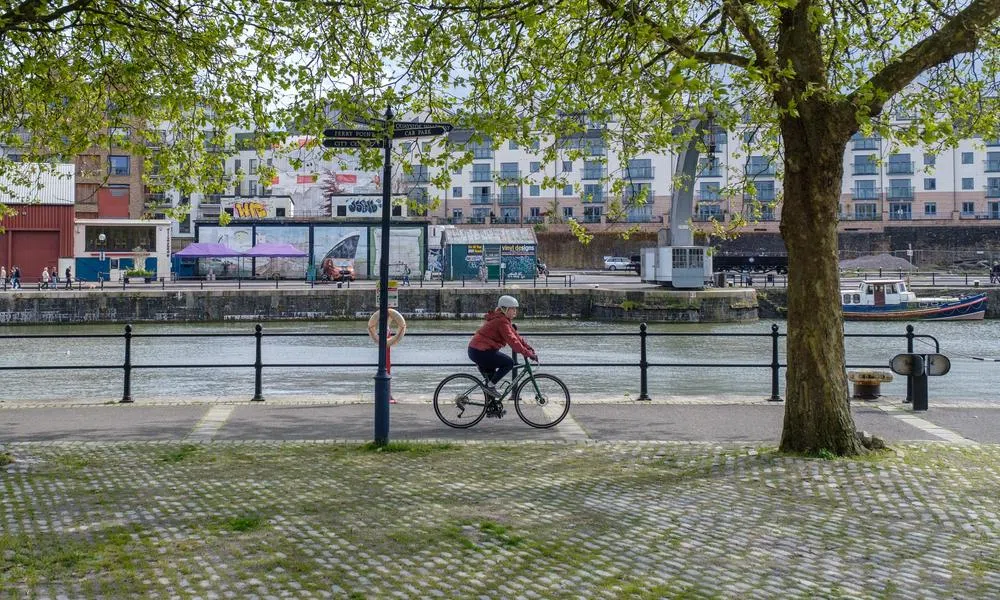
[841,279,916,307]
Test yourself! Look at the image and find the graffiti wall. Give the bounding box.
[253,226,310,279]
[313,226,370,278]
[499,244,537,280]
[370,227,424,279]
[198,225,252,277]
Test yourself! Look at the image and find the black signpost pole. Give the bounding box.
[374,106,394,445]
[322,112,452,446]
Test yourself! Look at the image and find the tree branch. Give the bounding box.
[849,0,1000,115]
[721,0,777,71]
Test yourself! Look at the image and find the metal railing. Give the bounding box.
[0,323,939,407]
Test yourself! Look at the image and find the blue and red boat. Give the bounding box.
[841,279,987,321]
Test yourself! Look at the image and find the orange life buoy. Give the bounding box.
[368,309,407,347]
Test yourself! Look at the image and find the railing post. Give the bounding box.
[904,324,914,403]
[638,323,650,401]
[121,324,134,403]
[252,323,265,401]
[769,323,782,401]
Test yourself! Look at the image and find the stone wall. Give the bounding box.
[0,287,758,325]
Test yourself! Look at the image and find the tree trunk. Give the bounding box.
[778,113,865,456]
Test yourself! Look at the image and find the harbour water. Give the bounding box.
[1,319,998,404]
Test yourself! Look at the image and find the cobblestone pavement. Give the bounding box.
[3,441,999,599]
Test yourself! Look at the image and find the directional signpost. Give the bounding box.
[323,110,453,445]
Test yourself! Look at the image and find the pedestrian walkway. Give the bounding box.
[2,396,1000,444]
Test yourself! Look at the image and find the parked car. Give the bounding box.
[603,256,632,271]
[321,258,355,281]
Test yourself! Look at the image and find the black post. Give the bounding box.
[904,324,914,403]
[374,106,394,446]
[769,323,782,401]
[252,323,265,401]
[121,324,134,403]
[638,323,650,401]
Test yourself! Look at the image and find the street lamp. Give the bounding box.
[97,233,107,283]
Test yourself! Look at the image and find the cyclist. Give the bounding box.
[468,295,537,397]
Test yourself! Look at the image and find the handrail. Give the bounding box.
[0,323,940,407]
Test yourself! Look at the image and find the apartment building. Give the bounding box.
[150,123,1000,239]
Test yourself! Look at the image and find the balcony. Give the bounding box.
[470,195,492,205]
[496,194,520,206]
[466,216,487,224]
[494,170,520,182]
[987,186,1000,198]
[886,161,914,175]
[403,172,430,184]
[744,191,776,202]
[470,170,492,182]
[624,166,655,179]
[581,191,605,203]
[698,166,722,177]
[471,148,494,160]
[852,188,881,200]
[841,212,881,222]
[852,164,878,175]
[888,211,913,221]
[985,160,1000,172]
[582,214,602,224]
[887,186,914,200]
[524,216,544,224]
[852,138,881,151]
[581,167,605,180]
[695,192,721,202]
[744,164,776,177]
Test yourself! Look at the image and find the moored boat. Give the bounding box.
[841,279,987,321]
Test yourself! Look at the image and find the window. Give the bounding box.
[108,155,130,176]
[962,152,974,164]
[401,142,412,153]
[530,139,540,151]
[924,153,936,166]
[509,141,518,150]
[924,178,936,190]
[562,160,572,172]
[563,184,573,196]
[530,161,541,173]
[529,207,541,217]
[249,159,258,175]
[698,182,720,201]
[498,162,519,180]
[853,155,878,175]
[275,207,286,217]
[888,178,911,199]
[234,159,241,174]
[248,181,258,196]
[583,184,603,202]
[233,181,242,196]
[452,186,462,197]
[452,165,462,175]
[924,202,937,216]
[336,205,347,216]
[962,177,974,190]
[889,203,912,220]
[562,207,574,218]
[452,208,463,219]
[84,226,155,252]
[529,184,540,197]
[962,202,975,215]
[742,131,755,144]
[471,164,491,182]
[887,153,912,174]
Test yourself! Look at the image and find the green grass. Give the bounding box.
[159,444,202,463]
[359,441,454,455]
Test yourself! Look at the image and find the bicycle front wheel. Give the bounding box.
[514,373,570,428]
[433,373,489,428]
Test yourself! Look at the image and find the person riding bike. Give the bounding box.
[468,295,537,397]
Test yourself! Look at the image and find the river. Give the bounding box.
[1,319,997,405]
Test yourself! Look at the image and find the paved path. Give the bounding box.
[3,396,1000,444]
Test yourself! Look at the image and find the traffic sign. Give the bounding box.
[322,128,379,139]
[394,121,454,131]
[392,126,449,138]
[321,138,386,149]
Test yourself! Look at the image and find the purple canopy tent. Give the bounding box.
[173,242,242,257]
[241,243,308,258]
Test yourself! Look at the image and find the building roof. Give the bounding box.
[441,228,537,245]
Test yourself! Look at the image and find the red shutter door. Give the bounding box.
[11,231,59,284]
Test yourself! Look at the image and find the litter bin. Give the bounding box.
[713,272,726,287]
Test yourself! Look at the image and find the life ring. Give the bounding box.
[368,309,407,347]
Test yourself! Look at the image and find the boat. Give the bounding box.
[841,279,987,320]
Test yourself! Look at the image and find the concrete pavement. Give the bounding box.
[3,396,999,444]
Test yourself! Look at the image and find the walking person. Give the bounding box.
[64,266,72,289]
[11,265,21,289]
[1,266,6,289]
[41,267,49,289]
[402,263,411,287]
[50,266,58,288]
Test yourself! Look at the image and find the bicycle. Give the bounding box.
[432,360,570,429]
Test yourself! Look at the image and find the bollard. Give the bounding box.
[252,323,265,401]
[769,323,782,401]
[904,324,914,403]
[638,323,650,400]
[121,324,134,403]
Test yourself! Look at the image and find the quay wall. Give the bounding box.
[0,288,758,325]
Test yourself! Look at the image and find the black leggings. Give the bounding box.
[468,347,513,385]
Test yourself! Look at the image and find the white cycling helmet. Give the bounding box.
[497,295,519,309]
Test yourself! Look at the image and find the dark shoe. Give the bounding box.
[484,385,500,399]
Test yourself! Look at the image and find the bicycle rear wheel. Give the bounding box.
[433,373,489,428]
[514,373,570,428]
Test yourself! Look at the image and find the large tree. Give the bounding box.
[5,0,1000,455]
[272,0,1000,455]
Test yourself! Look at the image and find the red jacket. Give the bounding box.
[468,310,537,359]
